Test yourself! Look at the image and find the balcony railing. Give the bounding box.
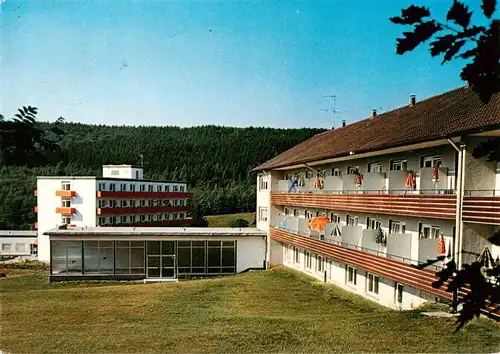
[275,188,456,195]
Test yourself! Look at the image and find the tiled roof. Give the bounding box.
[253,87,500,171]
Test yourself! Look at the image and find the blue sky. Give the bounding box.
[0,1,480,128]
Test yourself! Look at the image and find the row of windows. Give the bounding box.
[283,209,442,239]
[284,155,443,179]
[1,243,38,254]
[285,245,404,304]
[97,182,185,193]
[97,213,187,225]
[97,199,187,208]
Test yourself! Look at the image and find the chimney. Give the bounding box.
[409,95,416,106]
[371,109,377,118]
[342,120,346,127]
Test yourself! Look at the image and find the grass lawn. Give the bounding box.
[205,212,255,227]
[1,267,499,353]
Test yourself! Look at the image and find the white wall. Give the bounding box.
[256,172,271,231]
[37,178,97,262]
[236,237,267,272]
[0,236,37,256]
[280,243,429,310]
[102,166,144,180]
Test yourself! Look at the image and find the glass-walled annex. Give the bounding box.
[50,239,237,278]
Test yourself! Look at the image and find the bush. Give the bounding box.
[229,219,249,228]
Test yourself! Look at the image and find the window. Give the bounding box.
[140,184,146,192]
[135,170,140,179]
[305,171,314,179]
[51,240,82,275]
[2,243,12,251]
[293,209,298,217]
[332,168,342,177]
[109,183,116,192]
[140,200,146,207]
[205,240,236,274]
[258,207,268,222]
[120,216,127,224]
[98,183,105,191]
[391,160,408,171]
[120,200,128,208]
[395,283,404,304]
[30,243,38,255]
[83,240,114,274]
[346,215,358,226]
[148,185,154,192]
[316,255,324,272]
[61,198,71,208]
[180,213,185,220]
[111,216,117,225]
[368,163,382,173]
[130,215,136,223]
[157,185,163,192]
[98,217,106,225]
[173,185,179,192]
[131,184,137,192]
[347,266,357,285]
[130,200,136,207]
[111,169,119,176]
[294,247,300,264]
[330,214,340,223]
[284,208,289,216]
[165,185,170,192]
[180,185,185,192]
[61,216,71,225]
[15,243,27,253]
[347,166,359,175]
[305,251,312,269]
[422,155,442,168]
[111,200,118,208]
[285,173,292,181]
[419,224,440,239]
[259,176,269,191]
[389,220,405,234]
[120,184,127,191]
[147,214,152,222]
[174,199,179,206]
[61,181,71,191]
[116,241,145,275]
[367,273,380,295]
[367,217,381,230]
[147,200,153,207]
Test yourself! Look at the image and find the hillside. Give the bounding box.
[0,122,324,229]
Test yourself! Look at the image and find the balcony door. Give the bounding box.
[146,241,176,278]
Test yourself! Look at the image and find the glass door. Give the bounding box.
[146,241,176,278]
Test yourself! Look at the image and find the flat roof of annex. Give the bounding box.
[45,227,267,237]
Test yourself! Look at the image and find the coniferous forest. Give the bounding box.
[0,108,323,229]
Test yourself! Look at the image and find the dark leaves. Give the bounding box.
[447,0,472,29]
[390,5,430,25]
[482,0,496,18]
[430,34,456,56]
[396,21,442,54]
[443,39,466,63]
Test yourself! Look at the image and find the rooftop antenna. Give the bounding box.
[321,94,349,128]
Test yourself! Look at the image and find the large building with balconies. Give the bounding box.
[35,165,192,262]
[254,86,500,310]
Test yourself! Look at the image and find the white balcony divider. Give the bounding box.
[360,229,387,256]
[386,233,412,262]
[323,176,343,192]
[418,237,450,263]
[342,174,359,192]
[324,222,342,244]
[277,180,290,192]
[387,170,411,194]
[341,225,363,247]
[362,172,386,192]
[420,167,448,193]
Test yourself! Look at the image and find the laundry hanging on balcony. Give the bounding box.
[288,176,298,192]
[405,171,416,189]
[432,163,440,183]
[437,233,446,254]
[279,218,288,230]
[308,216,330,232]
[313,174,324,189]
[355,172,362,188]
[477,246,495,269]
[298,173,306,187]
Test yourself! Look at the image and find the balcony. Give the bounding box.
[271,227,451,299]
[96,205,191,215]
[56,207,76,215]
[463,192,500,225]
[56,190,76,198]
[271,193,456,220]
[96,191,192,199]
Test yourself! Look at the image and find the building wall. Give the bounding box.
[37,178,97,261]
[0,236,37,256]
[236,237,267,272]
[463,137,497,194]
[280,243,429,310]
[102,166,144,180]
[256,172,271,231]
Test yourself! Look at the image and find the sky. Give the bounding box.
[0,0,484,128]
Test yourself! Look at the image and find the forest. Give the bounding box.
[0,107,323,229]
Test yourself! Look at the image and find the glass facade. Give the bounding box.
[50,239,237,277]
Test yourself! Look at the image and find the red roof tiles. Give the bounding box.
[253,87,500,171]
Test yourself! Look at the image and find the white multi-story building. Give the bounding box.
[35,165,192,261]
[0,230,38,258]
[254,87,500,311]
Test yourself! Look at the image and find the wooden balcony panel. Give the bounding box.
[55,207,76,215]
[271,228,452,299]
[97,205,191,215]
[271,193,457,220]
[56,190,76,198]
[96,191,192,199]
[463,196,500,225]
